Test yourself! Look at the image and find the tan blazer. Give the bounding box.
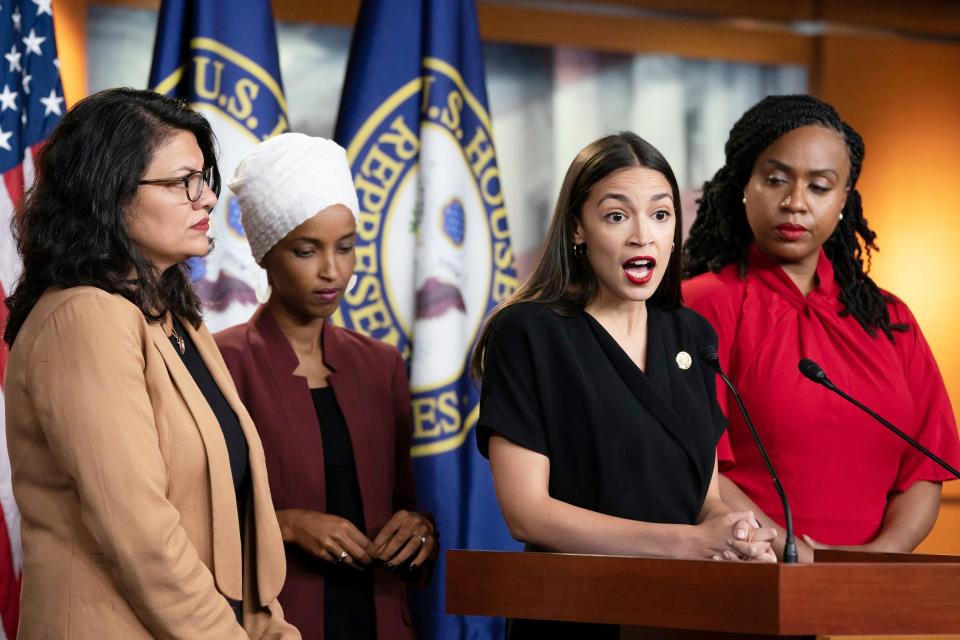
[4,287,300,640]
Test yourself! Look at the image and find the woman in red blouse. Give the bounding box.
[682,95,960,561]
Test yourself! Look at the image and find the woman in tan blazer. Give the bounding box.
[3,88,299,640]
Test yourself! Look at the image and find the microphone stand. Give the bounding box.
[799,358,960,480]
[701,347,799,563]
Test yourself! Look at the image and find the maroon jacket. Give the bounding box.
[215,306,424,640]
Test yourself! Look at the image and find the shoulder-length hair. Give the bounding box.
[4,87,221,346]
[471,132,683,380]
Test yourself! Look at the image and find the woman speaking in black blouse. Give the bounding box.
[471,133,776,637]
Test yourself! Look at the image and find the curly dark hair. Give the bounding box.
[4,88,221,346]
[682,94,906,339]
[472,131,684,380]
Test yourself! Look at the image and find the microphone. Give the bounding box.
[798,358,960,480]
[700,346,799,563]
[798,358,829,386]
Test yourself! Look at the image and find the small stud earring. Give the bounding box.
[573,243,586,257]
[838,213,844,221]
[742,195,747,205]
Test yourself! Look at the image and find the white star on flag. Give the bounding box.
[12,6,21,31]
[0,85,17,112]
[21,73,31,95]
[39,88,62,116]
[32,0,52,17]
[22,29,46,57]
[0,126,12,151]
[53,58,59,69]
[4,46,21,73]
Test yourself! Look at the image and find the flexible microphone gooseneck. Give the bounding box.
[700,346,799,564]
[798,358,960,480]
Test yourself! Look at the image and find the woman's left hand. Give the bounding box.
[370,510,435,570]
[726,514,778,563]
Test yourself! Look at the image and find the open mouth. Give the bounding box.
[623,256,656,285]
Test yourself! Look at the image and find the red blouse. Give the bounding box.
[683,244,960,544]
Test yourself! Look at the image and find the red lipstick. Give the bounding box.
[190,219,209,232]
[622,255,656,286]
[776,223,806,241]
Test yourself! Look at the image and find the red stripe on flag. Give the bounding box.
[0,510,18,639]
[0,284,17,640]
[1,165,24,210]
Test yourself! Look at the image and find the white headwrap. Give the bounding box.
[228,133,360,263]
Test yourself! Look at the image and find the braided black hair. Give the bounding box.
[683,94,906,339]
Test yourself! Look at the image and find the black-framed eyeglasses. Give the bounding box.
[138,167,213,202]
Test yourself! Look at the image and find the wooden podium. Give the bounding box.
[446,549,960,638]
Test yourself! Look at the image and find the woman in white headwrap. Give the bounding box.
[215,133,436,640]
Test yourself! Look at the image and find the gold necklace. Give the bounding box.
[164,321,185,355]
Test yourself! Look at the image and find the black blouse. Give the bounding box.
[478,301,726,528]
[311,387,375,640]
[477,302,727,639]
[171,318,249,624]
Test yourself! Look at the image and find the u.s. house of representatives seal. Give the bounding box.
[336,57,518,458]
[153,37,288,328]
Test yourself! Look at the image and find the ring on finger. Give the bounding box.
[337,550,348,563]
[416,534,427,545]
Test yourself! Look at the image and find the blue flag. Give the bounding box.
[334,1,521,637]
[148,0,288,330]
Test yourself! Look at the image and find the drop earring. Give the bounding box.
[255,269,272,304]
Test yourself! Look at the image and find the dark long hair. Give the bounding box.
[683,94,905,339]
[471,132,684,380]
[4,88,221,346]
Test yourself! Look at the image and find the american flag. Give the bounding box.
[0,1,64,637]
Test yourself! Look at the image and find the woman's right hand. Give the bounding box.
[276,508,373,569]
[692,510,777,562]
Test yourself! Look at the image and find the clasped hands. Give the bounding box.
[281,508,435,572]
[698,510,777,563]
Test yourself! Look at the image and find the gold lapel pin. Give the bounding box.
[676,351,692,371]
